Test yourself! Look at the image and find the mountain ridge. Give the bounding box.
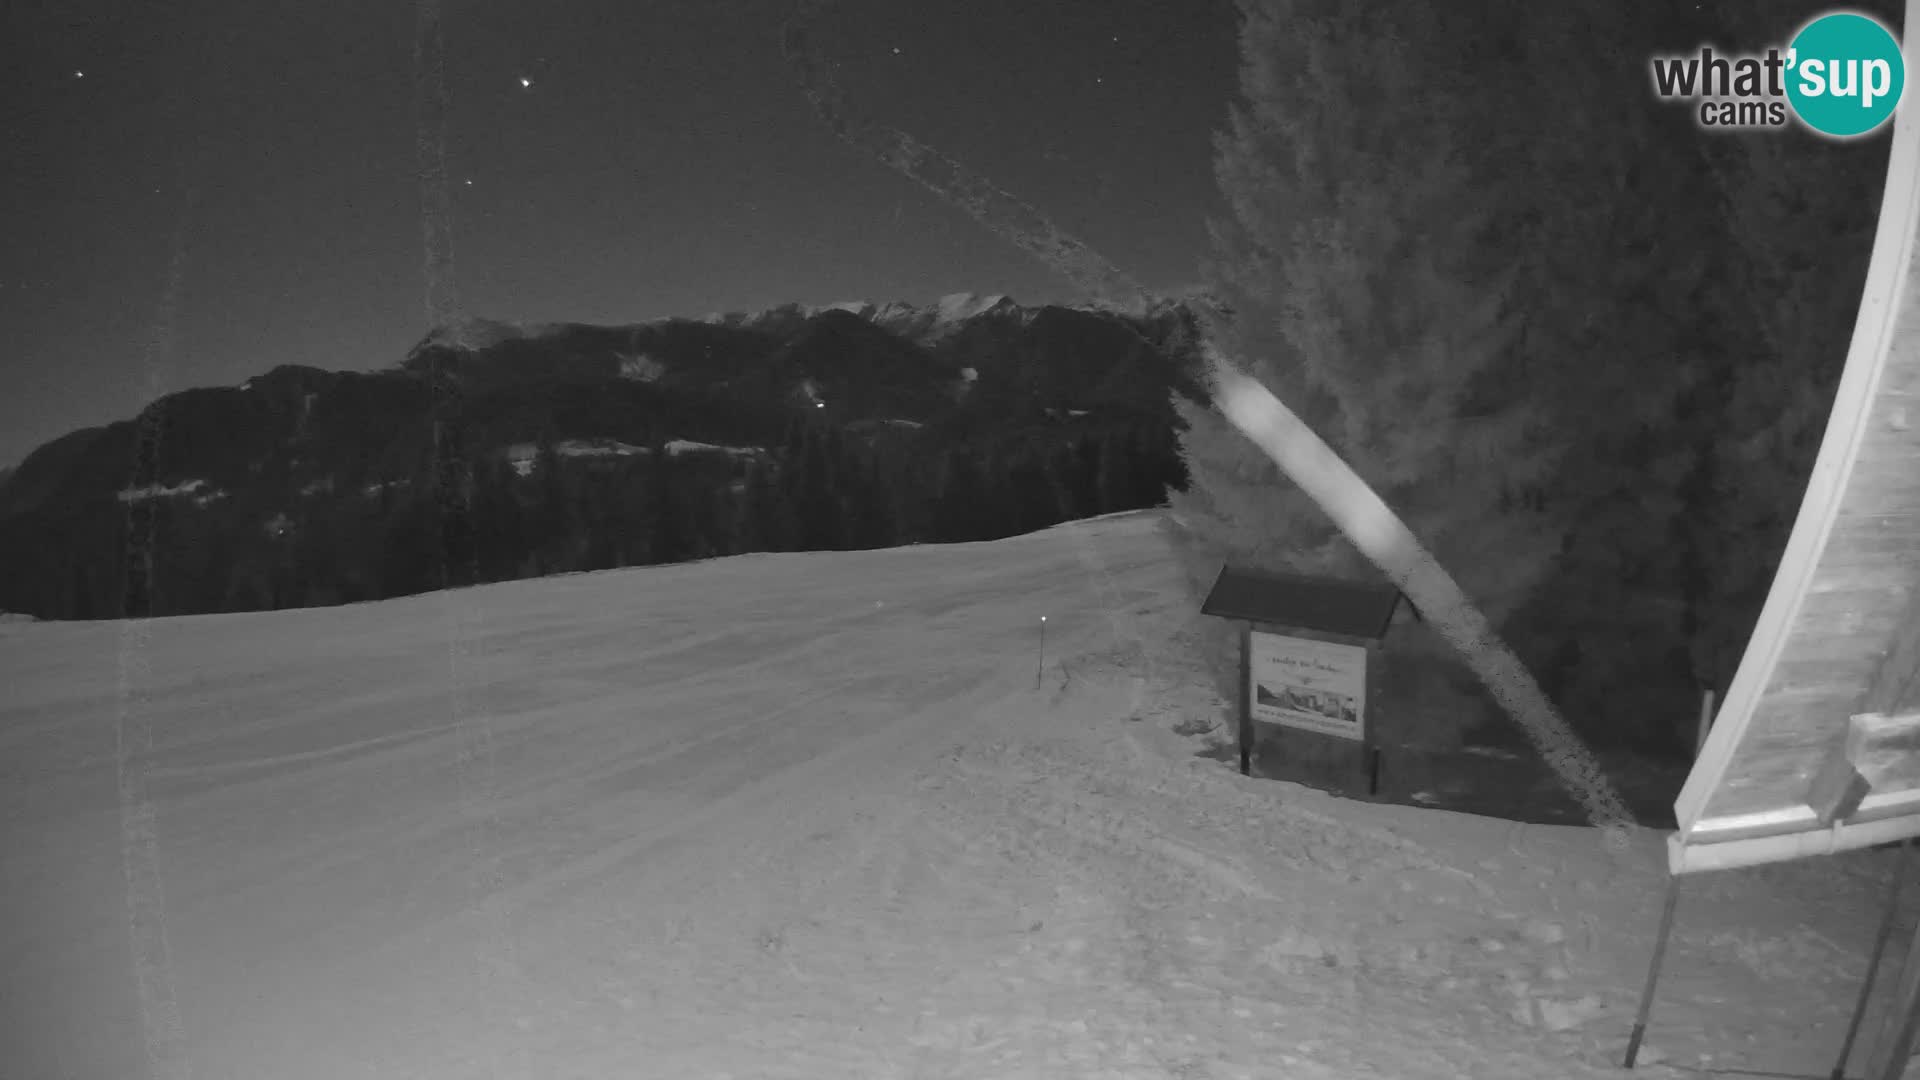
[0,291,1204,620]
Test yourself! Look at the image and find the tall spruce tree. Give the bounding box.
[934,446,987,542]
[1686,2,1892,700]
[1434,1,1890,749]
[1167,0,1564,748]
[648,439,691,564]
[1483,3,1714,748]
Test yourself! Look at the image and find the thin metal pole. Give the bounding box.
[1695,688,1716,759]
[1036,616,1046,690]
[1625,874,1684,1069]
[1239,621,1252,776]
[1834,839,1913,1080]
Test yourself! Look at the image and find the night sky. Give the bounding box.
[1,0,1239,468]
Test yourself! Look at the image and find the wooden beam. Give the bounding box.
[1809,710,1920,825]
[1670,814,1920,875]
[1809,741,1874,826]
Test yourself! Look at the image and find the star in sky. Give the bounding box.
[519,76,533,89]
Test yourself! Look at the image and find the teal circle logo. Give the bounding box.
[1786,12,1906,138]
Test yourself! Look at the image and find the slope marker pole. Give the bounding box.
[1037,615,1047,689]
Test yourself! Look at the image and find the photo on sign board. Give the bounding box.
[1248,631,1368,741]
[1255,681,1358,724]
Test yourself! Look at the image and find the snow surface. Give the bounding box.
[3,508,1914,1079]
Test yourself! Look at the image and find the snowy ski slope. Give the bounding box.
[1,510,1910,1079]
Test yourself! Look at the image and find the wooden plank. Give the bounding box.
[1856,412,1920,444]
[1856,787,1920,824]
[1684,782,1920,853]
[1815,535,1920,574]
[1808,739,1873,825]
[1851,711,1920,790]
[1791,616,1910,651]
[1773,653,1883,693]
[1783,590,1909,649]
[1863,591,1920,717]
[1850,422,1920,455]
[1830,509,1920,538]
[1841,447,1920,495]
[1882,345,1920,396]
[1808,712,1920,824]
[1841,473,1920,516]
[1670,810,1920,875]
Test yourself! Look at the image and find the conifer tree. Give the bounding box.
[1686,68,1888,699]
[795,422,842,550]
[648,439,691,564]
[1006,443,1056,535]
[1166,0,1564,746]
[1095,428,1135,517]
[1452,0,1866,746]
[933,446,986,542]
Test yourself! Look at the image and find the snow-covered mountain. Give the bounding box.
[702,291,1025,345]
[416,316,566,352]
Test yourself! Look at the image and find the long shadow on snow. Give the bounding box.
[1194,731,1693,830]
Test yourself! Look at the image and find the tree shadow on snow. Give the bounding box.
[1190,728,1691,830]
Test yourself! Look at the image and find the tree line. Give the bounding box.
[1167,0,1897,757]
[20,413,1182,621]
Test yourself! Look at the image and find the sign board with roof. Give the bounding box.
[1200,564,1405,783]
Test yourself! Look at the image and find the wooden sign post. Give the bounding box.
[1200,565,1404,793]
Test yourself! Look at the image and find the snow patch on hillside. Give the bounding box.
[421,316,561,351]
[500,438,758,476]
[118,477,226,507]
[616,352,667,382]
[502,439,646,477]
[665,439,758,458]
[933,290,1012,324]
